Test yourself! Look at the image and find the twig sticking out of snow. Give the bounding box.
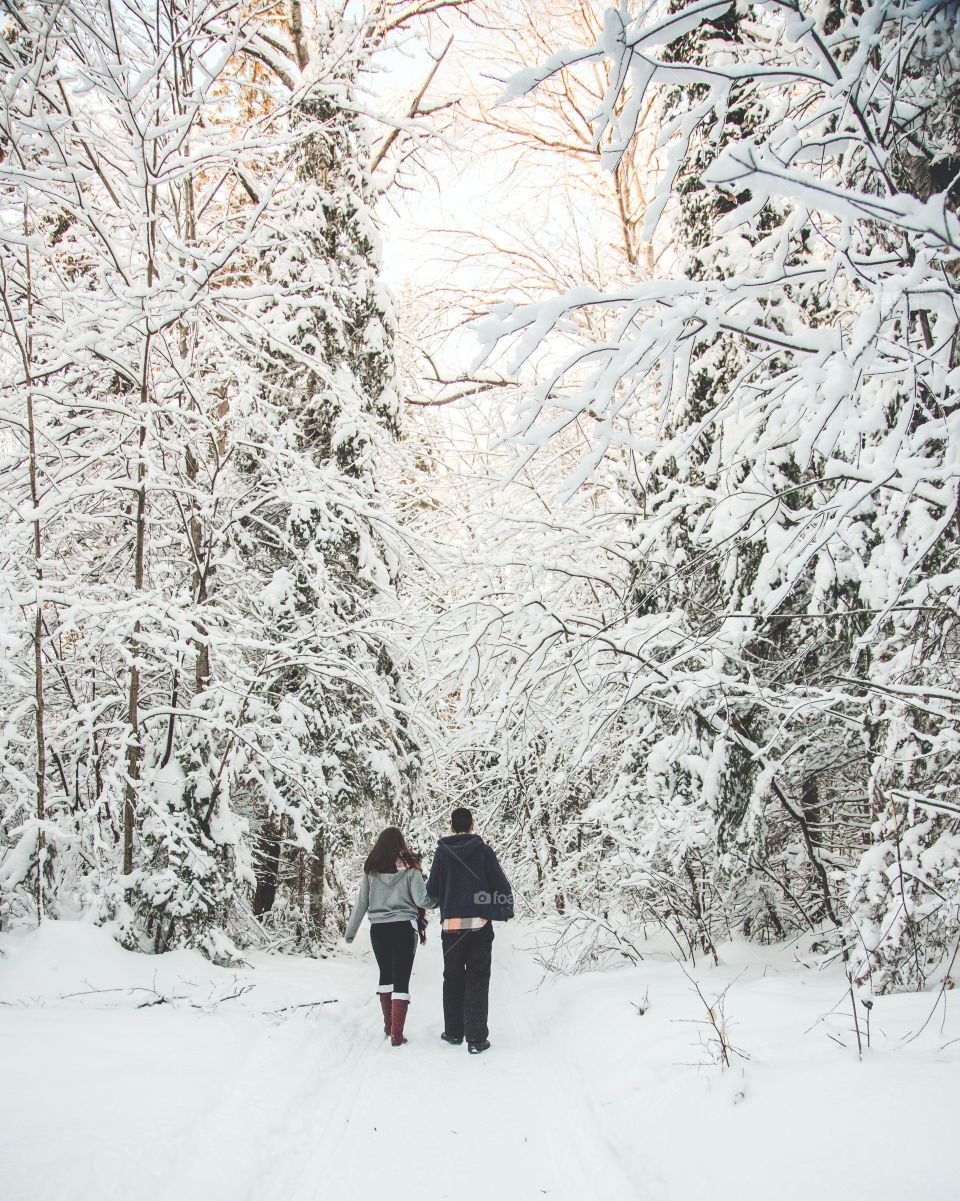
[631,987,651,1017]
[676,963,749,1069]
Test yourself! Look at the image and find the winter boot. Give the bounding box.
[391,995,410,1046]
[378,989,392,1037]
[440,1032,463,1046]
[467,1039,491,1055]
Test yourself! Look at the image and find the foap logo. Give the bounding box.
[474,891,512,905]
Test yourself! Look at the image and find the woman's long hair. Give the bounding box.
[363,827,420,874]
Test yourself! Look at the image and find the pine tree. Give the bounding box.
[226,18,419,946]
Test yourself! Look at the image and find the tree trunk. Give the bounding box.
[123,377,149,879]
[22,202,46,921]
[253,822,282,916]
[124,120,158,880]
[309,831,326,931]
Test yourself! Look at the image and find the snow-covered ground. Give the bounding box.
[1,920,956,1201]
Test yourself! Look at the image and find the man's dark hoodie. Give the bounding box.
[426,834,514,922]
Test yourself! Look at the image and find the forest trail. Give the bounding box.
[278,925,635,1201]
[3,919,958,1201]
[0,922,637,1201]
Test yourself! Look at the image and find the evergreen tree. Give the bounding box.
[223,18,419,947]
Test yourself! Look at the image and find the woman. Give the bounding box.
[345,827,438,1046]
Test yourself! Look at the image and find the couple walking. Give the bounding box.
[344,807,514,1054]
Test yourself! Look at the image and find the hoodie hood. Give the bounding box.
[370,865,420,896]
[437,833,486,873]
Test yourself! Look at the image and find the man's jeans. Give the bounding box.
[441,923,494,1042]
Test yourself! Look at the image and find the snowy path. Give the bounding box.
[215,926,635,1201]
[3,920,958,1201]
[295,929,636,1201]
[0,923,635,1201]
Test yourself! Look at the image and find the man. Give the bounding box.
[426,807,514,1055]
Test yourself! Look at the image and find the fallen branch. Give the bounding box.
[264,998,338,1016]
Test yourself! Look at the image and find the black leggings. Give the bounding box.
[370,920,417,999]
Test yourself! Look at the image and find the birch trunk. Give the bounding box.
[23,202,46,921]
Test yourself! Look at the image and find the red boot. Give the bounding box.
[378,988,392,1037]
[391,995,410,1046]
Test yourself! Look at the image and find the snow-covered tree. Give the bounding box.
[472,0,960,989]
[0,0,448,955]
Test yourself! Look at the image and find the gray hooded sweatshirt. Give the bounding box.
[345,868,438,942]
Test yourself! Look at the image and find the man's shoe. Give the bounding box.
[467,1040,491,1055]
[440,1032,463,1045]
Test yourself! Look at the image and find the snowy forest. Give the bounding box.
[4,0,959,990]
[1,0,960,1196]
[1,0,960,1194]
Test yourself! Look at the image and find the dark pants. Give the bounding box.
[441,923,494,1042]
[370,920,417,997]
